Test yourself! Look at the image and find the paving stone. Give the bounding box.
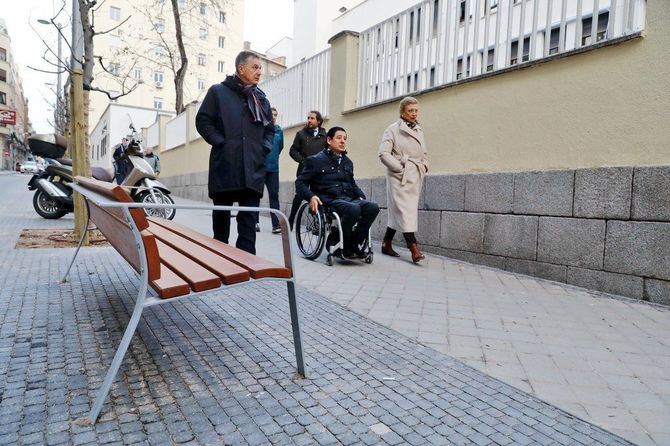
[574,167,633,219]
[424,247,506,269]
[0,174,640,446]
[513,170,574,216]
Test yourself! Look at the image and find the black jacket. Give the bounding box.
[295,148,366,204]
[289,126,327,176]
[195,79,274,197]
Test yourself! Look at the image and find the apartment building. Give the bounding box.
[0,18,32,170]
[88,0,244,131]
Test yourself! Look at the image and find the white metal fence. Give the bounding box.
[260,49,331,128]
[357,0,646,107]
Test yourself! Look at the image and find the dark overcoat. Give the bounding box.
[195,80,274,198]
[295,149,366,205]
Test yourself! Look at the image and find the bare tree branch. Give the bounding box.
[95,15,131,36]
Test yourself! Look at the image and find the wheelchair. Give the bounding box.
[294,201,374,266]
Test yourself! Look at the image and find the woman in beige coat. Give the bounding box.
[378,96,428,263]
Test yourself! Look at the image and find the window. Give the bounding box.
[108,63,120,76]
[218,61,225,73]
[178,0,187,9]
[432,0,439,37]
[581,12,609,46]
[486,49,495,71]
[0,48,6,62]
[0,69,6,82]
[218,36,225,48]
[0,91,6,105]
[133,67,142,80]
[547,27,560,54]
[108,34,121,47]
[110,6,121,21]
[155,19,165,33]
[489,0,498,11]
[199,28,207,40]
[197,53,206,66]
[200,2,207,14]
[154,46,166,58]
[459,0,466,23]
[394,18,400,49]
[154,97,163,110]
[154,71,164,84]
[197,78,205,90]
[219,11,226,23]
[510,37,529,65]
[456,55,471,79]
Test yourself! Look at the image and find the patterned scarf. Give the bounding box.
[223,75,272,126]
[403,119,418,129]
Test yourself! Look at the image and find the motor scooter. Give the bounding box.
[27,127,175,220]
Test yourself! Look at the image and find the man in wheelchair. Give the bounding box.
[295,126,380,259]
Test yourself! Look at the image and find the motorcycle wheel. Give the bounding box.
[33,190,68,219]
[135,190,176,220]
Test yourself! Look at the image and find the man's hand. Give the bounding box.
[309,196,322,213]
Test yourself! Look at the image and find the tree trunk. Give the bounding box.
[170,0,188,114]
[71,69,89,246]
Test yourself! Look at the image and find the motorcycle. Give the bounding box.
[115,123,175,220]
[26,126,175,220]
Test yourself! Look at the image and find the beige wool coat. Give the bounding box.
[378,119,429,233]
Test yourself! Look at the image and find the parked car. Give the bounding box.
[20,160,40,174]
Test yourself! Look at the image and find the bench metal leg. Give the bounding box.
[61,208,90,283]
[87,284,147,423]
[287,281,305,377]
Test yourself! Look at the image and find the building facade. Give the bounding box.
[291,0,423,65]
[0,18,32,170]
[88,0,245,132]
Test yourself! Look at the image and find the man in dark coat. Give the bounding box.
[287,110,327,228]
[295,127,379,259]
[195,50,274,254]
[112,137,130,184]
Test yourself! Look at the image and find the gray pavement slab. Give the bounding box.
[0,173,667,445]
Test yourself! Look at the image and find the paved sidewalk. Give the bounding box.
[179,203,670,446]
[0,173,664,445]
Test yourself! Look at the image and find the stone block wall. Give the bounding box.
[163,165,670,305]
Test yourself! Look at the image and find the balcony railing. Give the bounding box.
[260,49,331,128]
[356,0,646,107]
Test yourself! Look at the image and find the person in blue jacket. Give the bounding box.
[255,107,284,233]
[295,126,379,259]
[195,51,274,254]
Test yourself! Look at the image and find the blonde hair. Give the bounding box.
[399,96,419,115]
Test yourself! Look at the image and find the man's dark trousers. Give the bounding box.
[212,190,261,254]
[256,172,280,229]
[327,198,379,250]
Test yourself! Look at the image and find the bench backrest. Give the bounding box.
[75,176,161,281]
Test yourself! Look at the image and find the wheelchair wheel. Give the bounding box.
[295,202,326,260]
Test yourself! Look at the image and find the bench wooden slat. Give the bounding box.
[148,218,292,279]
[154,240,222,292]
[151,263,191,299]
[89,202,161,281]
[147,223,250,285]
[75,176,149,231]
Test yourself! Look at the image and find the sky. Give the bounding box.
[1,0,293,134]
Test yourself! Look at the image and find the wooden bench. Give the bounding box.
[64,176,304,424]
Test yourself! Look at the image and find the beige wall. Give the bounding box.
[283,1,670,180]
[161,0,670,183]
